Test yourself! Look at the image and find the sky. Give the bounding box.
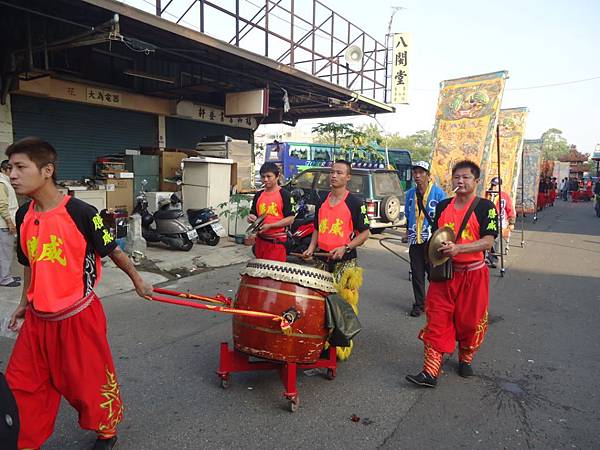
[126,0,600,152]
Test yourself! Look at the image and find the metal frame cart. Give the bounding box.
[217,343,337,412]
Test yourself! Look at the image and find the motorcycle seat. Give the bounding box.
[154,209,184,220]
[187,208,212,215]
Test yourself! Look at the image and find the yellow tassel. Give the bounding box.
[336,340,354,361]
[332,266,363,360]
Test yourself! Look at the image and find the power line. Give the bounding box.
[411,75,600,92]
[508,75,600,91]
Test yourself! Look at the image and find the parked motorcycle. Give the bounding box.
[132,181,197,251]
[187,207,224,246]
[285,189,315,255]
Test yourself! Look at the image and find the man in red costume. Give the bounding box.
[247,162,294,262]
[303,160,370,360]
[406,160,498,387]
[5,138,152,450]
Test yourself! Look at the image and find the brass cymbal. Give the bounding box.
[246,214,266,236]
[427,226,456,267]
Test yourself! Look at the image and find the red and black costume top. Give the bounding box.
[313,190,370,261]
[250,187,293,240]
[432,196,498,264]
[16,195,117,313]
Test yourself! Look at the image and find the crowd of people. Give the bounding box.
[0,136,529,448]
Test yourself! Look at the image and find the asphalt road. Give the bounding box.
[1,198,598,449]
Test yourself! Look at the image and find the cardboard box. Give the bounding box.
[105,179,134,213]
[160,151,187,191]
[115,172,134,179]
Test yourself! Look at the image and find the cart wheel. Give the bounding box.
[326,369,336,380]
[289,396,300,412]
[220,377,230,389]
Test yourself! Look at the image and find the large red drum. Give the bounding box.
[233,259,336,363]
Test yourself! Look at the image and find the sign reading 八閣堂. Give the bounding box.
[391,33,410,104]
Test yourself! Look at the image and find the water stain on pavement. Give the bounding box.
[479,370,584,449]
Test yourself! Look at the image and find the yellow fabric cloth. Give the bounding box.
[414,182,433,244]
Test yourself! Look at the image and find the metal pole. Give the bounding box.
[520,144,525,247]
[496,125,505,277]
[265,0,269,57]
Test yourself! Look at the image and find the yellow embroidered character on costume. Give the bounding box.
[329,218,344,237]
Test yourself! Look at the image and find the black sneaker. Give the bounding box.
[409,306,423,317]
[458,362,474,378]
[405,371,437,388]
[1,280,20,288]
[92,436,118,450]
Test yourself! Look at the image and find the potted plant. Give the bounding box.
[217,193,253,244]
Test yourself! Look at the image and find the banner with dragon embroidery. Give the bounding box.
[483,107,529,202]
[516,139,543,214]
[429,71,508,196]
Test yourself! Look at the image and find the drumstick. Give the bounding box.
[290,251,331,259]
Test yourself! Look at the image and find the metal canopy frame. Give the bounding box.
[1,0,393,123]
[153,0,390,103]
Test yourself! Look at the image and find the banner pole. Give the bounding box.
[496,125,505,277]
[520,144,526,247]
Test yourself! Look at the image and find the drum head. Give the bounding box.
[241,259,336,293]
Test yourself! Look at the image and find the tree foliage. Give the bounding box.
[311,123,574,165]
[540,128,570,161]
[312,122,383,161]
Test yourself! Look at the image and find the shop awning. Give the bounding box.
[2,0,394,125]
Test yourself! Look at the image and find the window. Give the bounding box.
[291,171,315,189]
[348,175,367,194]
[289,145,309,159]
[315,172,331,190]
[373,172,402,196]
[312,148,330,161]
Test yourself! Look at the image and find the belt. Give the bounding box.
[30,291,96,321]
[453,260,486,272]
[257,234,286,244]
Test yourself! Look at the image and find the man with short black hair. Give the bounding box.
[5,137,153,450]
[248,162,294,262]
[303,160,370,360]
[406,160,498,388]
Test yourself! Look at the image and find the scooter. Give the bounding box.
[187,207,224,246]
[285,189,315,255]
[132,181,197,251]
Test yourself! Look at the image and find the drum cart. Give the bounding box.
[217,343,337,412]
[149,259,340,413]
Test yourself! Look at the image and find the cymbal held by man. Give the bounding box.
[406,160,498,388]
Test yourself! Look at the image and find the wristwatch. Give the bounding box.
[345,244,352,253]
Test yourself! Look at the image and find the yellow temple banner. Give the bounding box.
[429,71,508,196]
[484,107,529,202]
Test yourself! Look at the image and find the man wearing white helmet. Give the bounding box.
[403,161,446,317]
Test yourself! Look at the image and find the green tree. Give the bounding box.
[311,123,355,146]
[540,128,570,160]
[312,122,382,161]
[386,129,434,162]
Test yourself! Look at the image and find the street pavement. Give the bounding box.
[0,198,598,449]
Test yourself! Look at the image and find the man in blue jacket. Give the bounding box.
[404,161,446,317]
